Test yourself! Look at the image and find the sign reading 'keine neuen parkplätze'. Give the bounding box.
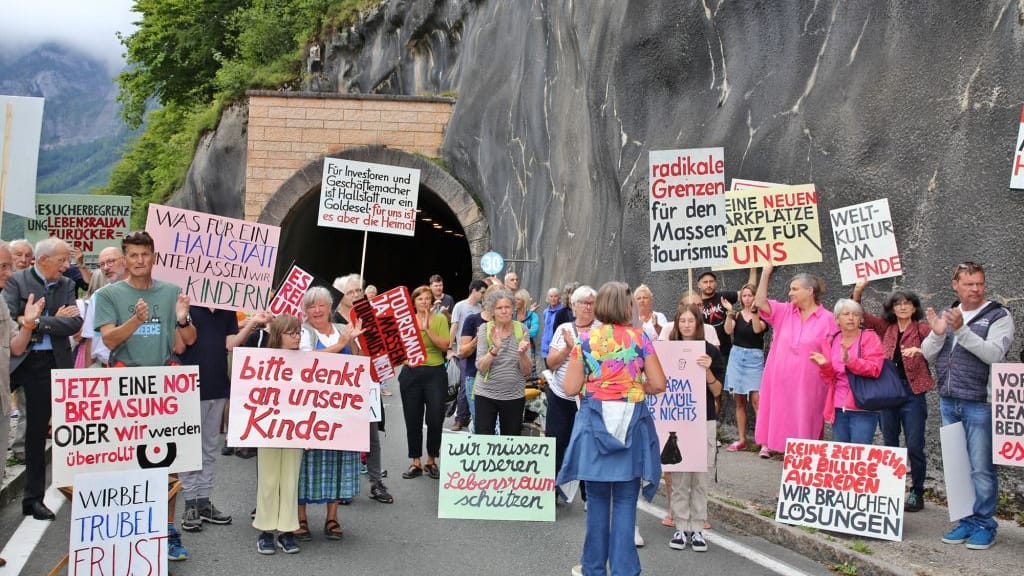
[319,158,420,236]
[648,147,727,270]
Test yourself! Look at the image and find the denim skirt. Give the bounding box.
[724,346,764,395]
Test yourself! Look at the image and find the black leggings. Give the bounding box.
[474,394,525,436]
[399,364,447,459]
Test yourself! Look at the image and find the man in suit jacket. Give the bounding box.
[4,237,82,520]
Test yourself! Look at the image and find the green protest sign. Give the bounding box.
[25,194,132,264]
[438,434,556,522]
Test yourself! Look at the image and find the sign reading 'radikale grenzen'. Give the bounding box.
[319,158,420,236]
[648,147,727,270]
[776,439,907,541]
[26,194,132,264]
[146,204,280,312]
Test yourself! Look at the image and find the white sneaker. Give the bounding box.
[571,564,583,576]
[669,531,687,550]
[634,525,645,547]
[690,531,708,552]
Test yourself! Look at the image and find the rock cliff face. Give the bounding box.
[177,0,1024,493]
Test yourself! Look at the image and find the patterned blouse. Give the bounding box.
[572,324,654,403]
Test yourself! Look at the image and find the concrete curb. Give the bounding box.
[708,492,914,576]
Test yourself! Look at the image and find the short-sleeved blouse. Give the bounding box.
[572,324,654,403]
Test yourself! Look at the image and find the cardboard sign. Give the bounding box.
[227,347,371,451]
[648,341,707,472]
[992,363,1024,467]
[438,434,556,522]
[731,178,784,190]
[26,194,132,264]
[649,147,728,270]
[0,95,44,218]
[50,366,202,486]
[69,469,167,576]
[268,264,314,321]
[351,286,426,381]
[716,184,822,270]
[146,204,280,312]
[776,439,907,541]
[1011,105,1024,189]
[830,199,901,285]
[319,158,420,236]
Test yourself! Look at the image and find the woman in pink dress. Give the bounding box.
[753,264,835,457]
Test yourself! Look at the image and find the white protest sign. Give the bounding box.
[1011,105,1024,189]
[830,198,902,285]
[731,178,784,190]
[0,95,45,217]
[940,422,976,521]
[69,469,167,576]
[649,147,728,270]
[319,158,420,236]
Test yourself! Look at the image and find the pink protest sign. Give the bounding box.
[227,347,371,451]
[268,264,314,321]
[648,341,707,472]
[146,204,280,312]
[992,363,1024,466]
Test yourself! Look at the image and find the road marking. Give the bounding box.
[0,485,67,575]
[636,499,818,576]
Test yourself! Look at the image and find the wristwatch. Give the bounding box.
[176,315,192,328]
[20,319,37,331]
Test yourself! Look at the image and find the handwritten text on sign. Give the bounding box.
[776,439,907,541]
[70,469,167,576]
[716,184,822,271]
[438,435,556,522]
[830,199,902,285]
[1011,105,1024,189]
[146,204,280,312]
[228,347,371,451]
[648,341,707,472]
[319,158,420,236]
[351,286,426,381]
[649,147,728,270]
[268,264,314,321]
[50,366,202,486]
[992,364,1024,466]
[25,194,132,263]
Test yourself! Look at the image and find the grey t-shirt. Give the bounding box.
[449,299,482,355]
[474,323,526,401]
[94,280,181,367]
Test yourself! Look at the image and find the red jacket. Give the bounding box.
[818,329,885,420]
[862,311,935,394]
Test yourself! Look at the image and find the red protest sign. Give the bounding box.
[269,264,314,321]
[351,286,426,381]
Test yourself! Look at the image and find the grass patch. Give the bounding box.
[798,525,819,535]
[757,508,775,518]
[830,561,858,575]
[716,496,747,510]
[848,540,872,555]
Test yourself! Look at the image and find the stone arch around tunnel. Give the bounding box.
[257,146,488,299]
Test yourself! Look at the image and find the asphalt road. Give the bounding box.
[0,395,833,575]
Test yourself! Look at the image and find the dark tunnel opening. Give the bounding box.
[275,183,473,302]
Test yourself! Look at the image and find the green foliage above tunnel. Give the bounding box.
[105,0,380,218]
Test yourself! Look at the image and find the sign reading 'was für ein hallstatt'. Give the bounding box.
[319,158,420,236]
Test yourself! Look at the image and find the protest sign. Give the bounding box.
[228,347,371,451]
[1011,105,1024,189]
[319,158,420,236]
[26,194,131,263]
[146,204,280,312]
[716,184,822,271]
[268,263,314,321]
[50,366,202,486]
[992,363,1024,467]
[776,439,907,541]
[0,95,44,218]
[69,469,167,576]
[940,422,976,521]
[731,178,784,190]
[351,286,426,381]
[438,435,556,522]
[830,199,901,285]
[649,147,728,270]
[648,341,707,472]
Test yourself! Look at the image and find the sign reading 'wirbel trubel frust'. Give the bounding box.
[319,158,420,236]
[648,147,728,270]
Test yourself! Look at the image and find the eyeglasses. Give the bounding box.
[283,330,301,337]
[99,258,122,268]
[345,288,364,296]
[576,300,595,307]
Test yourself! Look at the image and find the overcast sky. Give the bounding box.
[0,0,137,70]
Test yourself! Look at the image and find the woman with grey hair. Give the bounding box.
[294,285,363,542]
[475,289,532,436]
[809,299,885,444]
[753,264,835,457]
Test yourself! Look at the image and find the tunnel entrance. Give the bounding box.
[258,146,488,302]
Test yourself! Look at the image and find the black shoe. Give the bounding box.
[23,501,55,520]
[221,446,235,456]
[235,448,256,459]
[905,492,925,512]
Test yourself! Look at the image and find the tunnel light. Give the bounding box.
[422,217,433,222]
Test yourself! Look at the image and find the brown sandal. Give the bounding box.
[324,519,344,540]
[402,464,423,479]
[294,519,311,541]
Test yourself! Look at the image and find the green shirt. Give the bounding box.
[94,280,181,367]
[422,313,449,366]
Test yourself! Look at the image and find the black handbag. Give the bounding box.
[660,431,683,465]
[843,333,911,411]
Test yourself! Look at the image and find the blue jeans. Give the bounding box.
[465,376,476,423]
[454,368,472,425]
[582,478,641,576]
[880,391,927,495]
[940,397,998,530]
[832,409,878,445]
